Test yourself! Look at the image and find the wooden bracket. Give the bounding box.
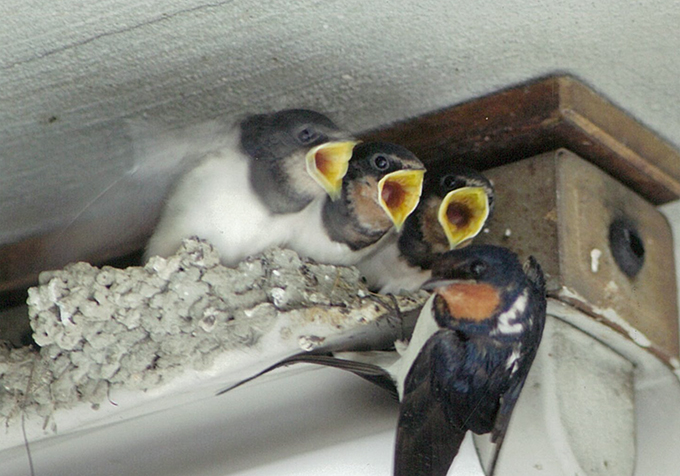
[477,149,679,364]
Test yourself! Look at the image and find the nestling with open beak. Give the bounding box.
[284,141,425,265]
[358,164,494,293]
[145,109,357,266]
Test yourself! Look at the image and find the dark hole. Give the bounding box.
[626,228,645,259]
[609,219,645,278]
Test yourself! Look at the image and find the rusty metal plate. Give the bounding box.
[477,149,679,363]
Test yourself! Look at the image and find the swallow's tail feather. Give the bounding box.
[394,388,466,476]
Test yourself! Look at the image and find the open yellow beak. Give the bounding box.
[306,141,358,201]
[378,169,425,232]
[438,186,490,248]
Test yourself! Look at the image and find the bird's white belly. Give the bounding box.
[147,152,290,266]
[357,238,432,294]
[389,293,438,399]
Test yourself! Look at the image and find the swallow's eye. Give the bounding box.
[372,154,390,170]
[469,259,487,278]
[441,174,465,191]
[296,126,320,144]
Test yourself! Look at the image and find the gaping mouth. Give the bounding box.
[305,141,358,200]
[438,187,489,248]
[378,169,425,231]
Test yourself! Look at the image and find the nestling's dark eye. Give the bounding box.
[469,259,487,278]
[296,126,319,144]
[441,174,465,191]
[372,154,390,170]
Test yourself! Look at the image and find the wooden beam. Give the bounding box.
[362,75,680,205]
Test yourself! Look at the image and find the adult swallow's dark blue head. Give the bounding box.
[395,244,546,476]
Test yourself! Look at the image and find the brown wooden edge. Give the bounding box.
[0,233,145,294]
[361,75,680,205]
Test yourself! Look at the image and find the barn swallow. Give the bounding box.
[358,164,494,293]
[145,109,357,265]
[217,244,546,476]
[284,141,425,265]
[392,244,545,476]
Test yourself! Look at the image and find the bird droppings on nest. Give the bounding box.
[0,238,427,430]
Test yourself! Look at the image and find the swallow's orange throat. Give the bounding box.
[436,282,501,321]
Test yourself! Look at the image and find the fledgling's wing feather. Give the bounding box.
[45,119,229,265]
[127,118,239,175]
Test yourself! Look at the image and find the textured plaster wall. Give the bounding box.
[1,0,680,243]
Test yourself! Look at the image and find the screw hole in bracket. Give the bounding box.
[609,218,645,278]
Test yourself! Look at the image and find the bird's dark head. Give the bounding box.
[343,142,425,232]
[398,165,494,268]
[240,109,347,157]
[425,165,495,250]
[240,109,357,201]
[423,245,529,330]
[429,244,524,288]
[427,164,494,205]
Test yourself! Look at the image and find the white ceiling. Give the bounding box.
[2,0,680,248]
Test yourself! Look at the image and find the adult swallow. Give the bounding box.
[358,164,494,294]
[392,244,545,476]
[145,109,357,265]
[217,245,546,476]
[284,141,425,265]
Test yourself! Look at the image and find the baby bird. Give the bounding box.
[285,141,425,266]
[145,109,357,265]
[358,164,494,293]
